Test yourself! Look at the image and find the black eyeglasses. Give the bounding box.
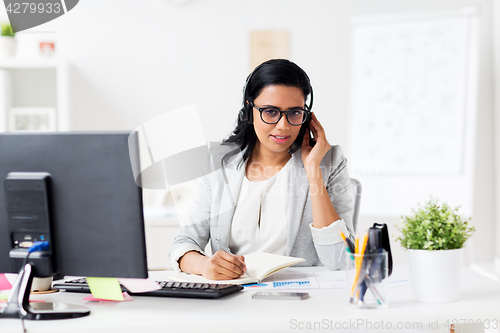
[250,102,310,126]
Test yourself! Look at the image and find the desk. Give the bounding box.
[1,266,500,332]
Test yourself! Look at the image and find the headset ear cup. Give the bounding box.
[238,106,253,124]
[240,105,252,124]
[239,108,246,123]
[246,105,253,124]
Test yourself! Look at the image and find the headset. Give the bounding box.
[238,59,314,125]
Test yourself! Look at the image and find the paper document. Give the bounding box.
[386,270,410,287]
[243,272,319,290]
[314,271,346,289]
[118,278,161,293]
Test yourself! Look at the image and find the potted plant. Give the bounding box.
[396,198,475,303]
[0,22,16,58]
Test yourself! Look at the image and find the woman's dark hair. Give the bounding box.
[223,59,313,164]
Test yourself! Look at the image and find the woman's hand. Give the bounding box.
[301,112,330,171]
[200,251,247,280]
[300,113,341,228]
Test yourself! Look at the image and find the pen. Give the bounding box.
[351,254,384,306]
[339,231,352,251]
[215,238,234,255]
[215,239,252,277]
[345,237,355,254]
[364,274,384,305]
[339,231,355,261]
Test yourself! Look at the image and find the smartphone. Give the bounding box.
[252,292,309,300]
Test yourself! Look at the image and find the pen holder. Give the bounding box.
[346,250,388,308]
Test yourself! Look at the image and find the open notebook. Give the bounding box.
[169,252,305,285]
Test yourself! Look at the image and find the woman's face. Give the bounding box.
[251,85,305,155]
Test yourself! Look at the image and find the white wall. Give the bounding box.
[493,0,500,262]
[54,0,353,144]
[347,0,496,266]
[3,0,496,265]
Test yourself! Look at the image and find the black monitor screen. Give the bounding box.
[0,132,148,279]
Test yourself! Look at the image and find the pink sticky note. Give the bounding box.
[83,292,133,302]
[0,274,12,291]
[118,278,161,293]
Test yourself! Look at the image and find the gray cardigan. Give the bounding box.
[169,144,355,270]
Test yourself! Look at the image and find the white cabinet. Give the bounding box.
[144,217,179,271]
[143,218,212,271]
[0,58,69,132]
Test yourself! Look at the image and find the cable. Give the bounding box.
[18,241,50,333]
[27,242,49,254]
[19,251,30,333]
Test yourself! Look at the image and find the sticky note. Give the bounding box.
[0,274,12,291]
[83,292,132,302]
[118,278,161,293]
[0,294,8,302]
[86,277,124,301]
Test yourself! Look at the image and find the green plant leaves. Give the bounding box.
[1,23,15,37]
[395,198,475,250]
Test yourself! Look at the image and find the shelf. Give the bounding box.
[0,58,64,69]
[0,58,69,131]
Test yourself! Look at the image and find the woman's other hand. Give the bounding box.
[301,112,330,171]
[200,251,247,280]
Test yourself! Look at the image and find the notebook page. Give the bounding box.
[244,252,305,281]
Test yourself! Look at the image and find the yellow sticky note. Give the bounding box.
[0,294,8,301]
[86,277,124,301]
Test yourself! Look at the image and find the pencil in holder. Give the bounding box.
[345,250,388,308]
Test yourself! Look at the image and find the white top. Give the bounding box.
[229,161,290,255]
[228,159,351,256]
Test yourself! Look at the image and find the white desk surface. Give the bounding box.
[1,266,500,333]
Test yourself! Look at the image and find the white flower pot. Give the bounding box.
[0,36,17,58]
[408,248,463,303]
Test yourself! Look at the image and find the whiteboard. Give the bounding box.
[348,9,479,216]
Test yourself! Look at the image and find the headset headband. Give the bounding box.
[242,60,314,111]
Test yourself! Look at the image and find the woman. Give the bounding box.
[170,59,354,280]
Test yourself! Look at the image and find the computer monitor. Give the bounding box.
[0,132,148,319]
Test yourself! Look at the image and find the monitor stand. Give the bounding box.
[0,263,90,320]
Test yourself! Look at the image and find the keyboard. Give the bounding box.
[52,278,243,299]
